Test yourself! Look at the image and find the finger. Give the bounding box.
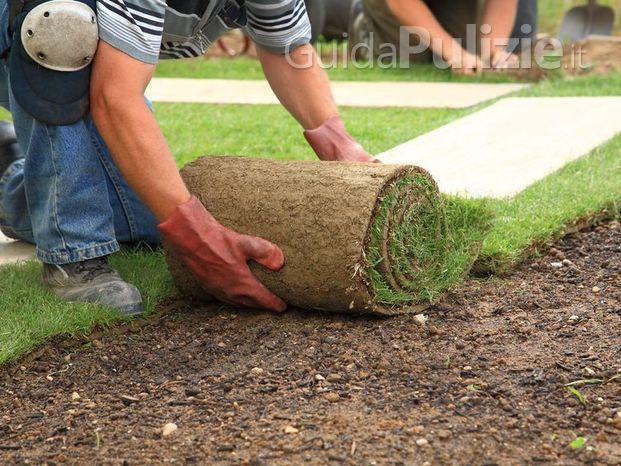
[239,276,287,312]
[240,235,285,271]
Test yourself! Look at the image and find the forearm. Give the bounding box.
[385,0,459,62]
[91,96,190,221]
[481,0,519,56]
[256,44,336,130]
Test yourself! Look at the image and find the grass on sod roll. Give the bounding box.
[1,71,620,364]
[366,174,493,305]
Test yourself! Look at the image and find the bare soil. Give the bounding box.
[1,221,620,465]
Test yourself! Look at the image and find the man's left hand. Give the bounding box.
[304,115,379,163]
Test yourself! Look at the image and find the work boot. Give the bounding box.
[41,256,144,316]
[0,121,23,177]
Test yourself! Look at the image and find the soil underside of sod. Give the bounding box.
[1,222,621,465]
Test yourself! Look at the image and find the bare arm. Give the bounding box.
[385,0,479,74]
[481,0,519,64]
[255,44,337,130]
[90,41,190,221]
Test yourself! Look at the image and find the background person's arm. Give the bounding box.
[480,0,520,67]
[385,0,480,75]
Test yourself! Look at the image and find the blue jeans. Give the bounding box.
[0,3,159,264]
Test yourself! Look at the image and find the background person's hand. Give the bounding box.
[491,50,520,70]
[159,196,287,312]
[304,115,380,163]
[449,49,482,76]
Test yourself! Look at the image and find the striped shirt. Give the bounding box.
[97,0,312,64]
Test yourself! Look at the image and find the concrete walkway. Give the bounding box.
[146,78,527,109]
[0,231,34,266]
[378,97,621,198]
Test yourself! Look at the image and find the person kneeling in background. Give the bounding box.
[353,0,538,75]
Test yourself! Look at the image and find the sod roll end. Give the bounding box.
[166,156,457,315]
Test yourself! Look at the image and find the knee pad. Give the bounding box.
[9,0,98,125]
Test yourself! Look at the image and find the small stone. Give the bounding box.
[283,425,299,434]
[315,374,325,381]
[568,315,580,322]
[250,367,264,376]
[463,366,472,372]
[324,392,340,403]
[185,387,201,397]
[583,367,596,376]
[437,430,452,440]
[550,262,563,268]
[416,438,429,447]
[162,423,178,437]
[595,431,608,443]
[414,314,428,325]
[345,363,356,372]
[217,342,226,348]
[326,373,342,383]
[71,392,81,402]
[120,395,140,405]
[412,425,425,434]
[20,366,26,372]
[592,286,601,293]
[562,259,573,267]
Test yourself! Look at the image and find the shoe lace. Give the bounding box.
[74,258,114,282]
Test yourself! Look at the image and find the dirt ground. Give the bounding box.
[1,221,621,465]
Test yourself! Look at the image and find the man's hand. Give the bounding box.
[304,116,379,163]
[490,50,520,70]
[449,49,482,76]
[159,196,287,312]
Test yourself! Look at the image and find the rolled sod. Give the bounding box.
[166,156,483,315]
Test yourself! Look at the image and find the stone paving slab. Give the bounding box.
[0,231,35,266]
[146,78,527,108]
[378,97,621,198]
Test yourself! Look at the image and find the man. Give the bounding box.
[357,0,538,75]
[0,0,375,315]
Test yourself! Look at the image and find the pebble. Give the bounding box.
[250,367,264,376]
[592,286,601,293]
[185,387,201,397]
[315,374,325,381]
[71,392,81,402]
[324,393,340,403]
[120,395,140,405]
[568,315,580,322]
[463,366,473,372]
[162,423,178,437]
[437,430,452,440]
[345,363,356,372]
[562,259,573,267]
[414,314,428,325]
[415,438,429,447]
[283,425,299,434]
[412,425,425,434]
[550,262,563,268]
[595,431,608,442]
[326,373,342,383]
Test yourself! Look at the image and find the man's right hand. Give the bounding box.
[159,196,287,312]
[449,49,482,76]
